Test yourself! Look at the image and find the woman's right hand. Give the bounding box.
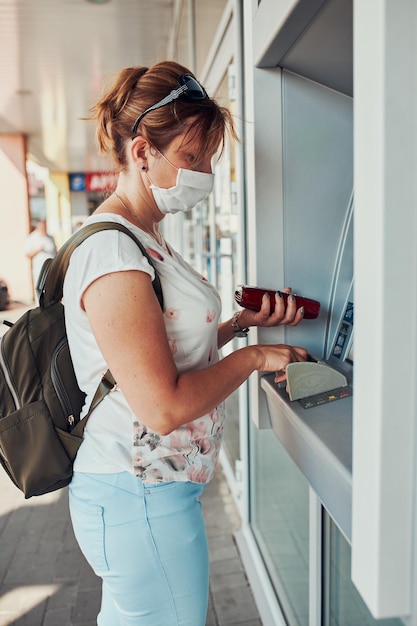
[253,343,308,383]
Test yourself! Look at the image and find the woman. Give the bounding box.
[65,61,307,626]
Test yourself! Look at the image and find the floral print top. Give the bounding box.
[64,215,224,485]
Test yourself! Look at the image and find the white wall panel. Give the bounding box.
[352,0,417,618]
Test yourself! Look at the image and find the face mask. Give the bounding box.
[147,153,214,215]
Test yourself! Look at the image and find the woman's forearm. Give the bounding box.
[120,341,306,436]
[164,346,261,427]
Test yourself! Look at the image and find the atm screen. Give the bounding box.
[332,302,354,361]
[346,338,354,363]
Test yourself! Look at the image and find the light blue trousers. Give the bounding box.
[69,472,209,626]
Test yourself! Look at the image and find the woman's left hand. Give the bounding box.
[238,288,304,328]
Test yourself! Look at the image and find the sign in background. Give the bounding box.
[69,172,118,192]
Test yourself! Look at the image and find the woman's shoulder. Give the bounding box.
[65,215,156,292]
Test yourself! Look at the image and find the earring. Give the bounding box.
[141,165,147,171]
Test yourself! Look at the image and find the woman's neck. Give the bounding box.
[112,190,166,249]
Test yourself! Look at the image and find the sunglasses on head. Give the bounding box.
[131,74,208,136]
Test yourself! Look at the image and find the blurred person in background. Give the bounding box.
[24,219,57,297]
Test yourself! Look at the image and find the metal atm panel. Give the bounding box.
[259,71,354,540]
[280,70,353,359]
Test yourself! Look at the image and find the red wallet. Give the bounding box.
[234,285,320,319]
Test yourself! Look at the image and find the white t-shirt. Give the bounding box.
[64,214,224,485]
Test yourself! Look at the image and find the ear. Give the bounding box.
[129,135,149,171]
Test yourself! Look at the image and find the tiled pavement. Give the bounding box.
[0,304,262,626]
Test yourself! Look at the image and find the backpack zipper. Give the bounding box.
[51,337,76,430]
[0,336,20,411]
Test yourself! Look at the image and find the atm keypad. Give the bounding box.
[299,386,353,409]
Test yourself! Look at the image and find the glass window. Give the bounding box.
[323,514,405,626]
[250,422,310,626]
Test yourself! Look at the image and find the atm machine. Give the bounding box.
[241,1,414,624]
[241,7,359,620]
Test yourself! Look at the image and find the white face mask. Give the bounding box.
[147,153,214,215]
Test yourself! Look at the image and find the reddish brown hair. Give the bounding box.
[89,61,237,169]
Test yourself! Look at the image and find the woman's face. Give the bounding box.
[146,127,214,189]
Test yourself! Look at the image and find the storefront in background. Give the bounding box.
[69,171,117,230]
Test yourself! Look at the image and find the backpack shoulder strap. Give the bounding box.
[71,369,117,437]
[38,221,164,310]
[36,221,164,437]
